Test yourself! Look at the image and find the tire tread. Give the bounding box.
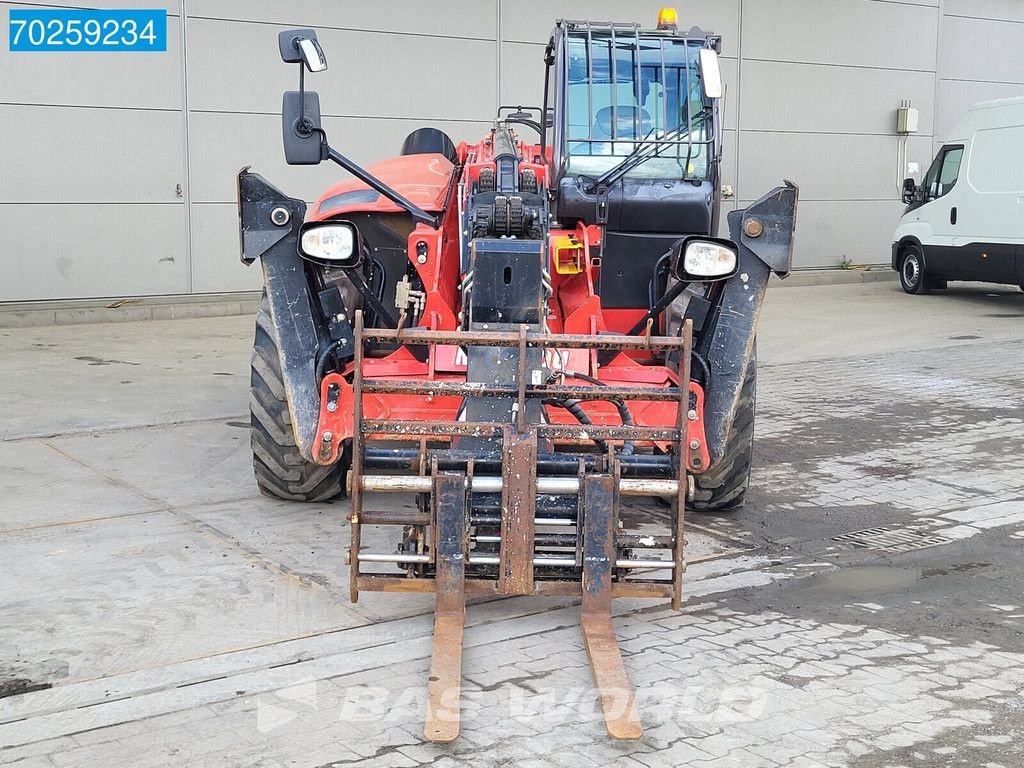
[249,292,346,502]
[692,352,756,513]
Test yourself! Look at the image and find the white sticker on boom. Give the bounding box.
[531,369,543,385]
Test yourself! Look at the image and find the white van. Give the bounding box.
[892,97,1024,294]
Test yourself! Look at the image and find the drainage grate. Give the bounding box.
[832,526,953,554]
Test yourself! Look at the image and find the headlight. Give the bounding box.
[670,237,739,280]
[299,222,360,267]
[683,241,737,277]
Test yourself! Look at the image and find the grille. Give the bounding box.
[832,526,953,554]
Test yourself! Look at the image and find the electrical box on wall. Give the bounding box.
[897,105,919,134]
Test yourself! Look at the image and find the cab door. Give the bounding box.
[918,145,965,278]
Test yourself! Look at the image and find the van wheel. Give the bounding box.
[899,246,932,295]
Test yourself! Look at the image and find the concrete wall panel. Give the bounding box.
[0,204,187,301]
[189,203,264,294]
[186,18,496,120]
[938,15,1024,84]
[8,0,179,12]
[944,0,1024,23]
[0,5,182,110]
[740,60,936,136]
[738,131,934,203]
[187,0,495,40]
[0,104,184,203]
[742,0,938,72]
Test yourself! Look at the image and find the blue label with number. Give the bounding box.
[9,9,167,52]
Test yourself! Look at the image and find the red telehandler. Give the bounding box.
[238,8,797,742]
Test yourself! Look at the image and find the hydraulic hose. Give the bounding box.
[551,371,636,456]
[542,397,610,454]
[315,339,348,382]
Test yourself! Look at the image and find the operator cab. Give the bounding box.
[544,14,723,310]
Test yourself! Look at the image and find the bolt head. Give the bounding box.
[270,206,290,226]
[416,254,427,264]
[327,401,337,412]
[689,439,700,450]
[322,431,333,442]
[687,409,698,420]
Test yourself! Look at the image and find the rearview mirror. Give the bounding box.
[282,90,327,165]
[278,28,327,72]
[699,48,723,99]
[901,177,917,204]
[297,38,327,72]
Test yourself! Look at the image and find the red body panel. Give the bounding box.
[310,153,455,220]
[311,129,706,465]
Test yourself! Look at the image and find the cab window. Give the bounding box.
[924,145,964,199]
[563,32,709,180]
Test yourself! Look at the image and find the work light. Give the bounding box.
[299,222,361,267]
[670,237,739,280]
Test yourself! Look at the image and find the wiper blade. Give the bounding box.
[585,111,710,193]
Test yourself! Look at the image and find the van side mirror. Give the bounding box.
[901,177,917,204]
[282,90,327,165]
[698,49,723,99]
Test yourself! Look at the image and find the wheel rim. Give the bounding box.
[902,253,920,287]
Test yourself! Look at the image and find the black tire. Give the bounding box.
[899,245,932,295]
[692,351,756,513]
[250,292,346,502]
[400,127,458,165]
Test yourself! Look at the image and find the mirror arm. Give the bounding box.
[297,64,308,133]
[625,275,690,336]
[325,147,439,228]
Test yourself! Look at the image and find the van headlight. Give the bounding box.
[299,222,361,267]
[671,237,739,280]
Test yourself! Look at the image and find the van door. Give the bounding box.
[919,145,967,278]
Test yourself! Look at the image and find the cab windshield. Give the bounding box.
[564,31,711,181]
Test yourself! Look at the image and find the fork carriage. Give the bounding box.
[341,313,694,740]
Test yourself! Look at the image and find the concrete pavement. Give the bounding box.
[1,280,1023,767]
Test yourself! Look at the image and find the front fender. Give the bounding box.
[238,168,323,463]
[700,182,798,473]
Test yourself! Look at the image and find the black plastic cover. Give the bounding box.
[278,28,318,63]
[237,168,306,264]
[468,239,545,325]
[282,90,326,165]
[400,127,458,165]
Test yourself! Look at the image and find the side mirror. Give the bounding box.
[278,28,328,72]
[282,90,327,165]
[298,38,327,72]
[698,49,723,99]
[901,177,917,204]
